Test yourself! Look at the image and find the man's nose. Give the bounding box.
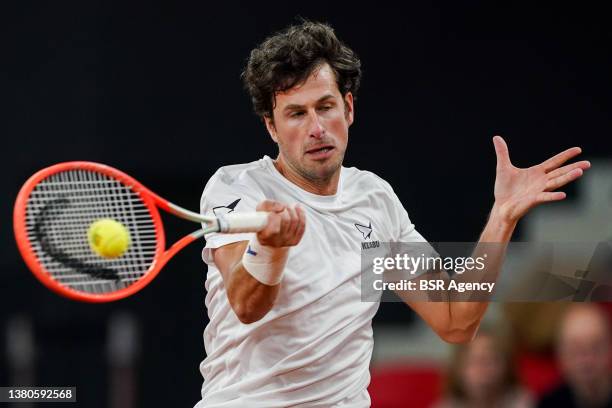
[307,110,324,139]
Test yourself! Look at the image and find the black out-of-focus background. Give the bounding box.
[1,2,610,407]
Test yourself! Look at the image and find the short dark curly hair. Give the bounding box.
[242,21,362,121]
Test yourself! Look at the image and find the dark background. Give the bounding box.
[1,2,610,407]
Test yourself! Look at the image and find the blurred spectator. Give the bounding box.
[504,303,569,353]
[435,329,533,408]
[537,304,612,408]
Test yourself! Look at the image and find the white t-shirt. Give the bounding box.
[194,156,430,408]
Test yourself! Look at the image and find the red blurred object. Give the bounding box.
[368,353,562,407]
[369,363,442,408]
[517,352,561,396]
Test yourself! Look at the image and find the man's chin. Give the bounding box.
[306,150,343,166]
[303,162,342,181]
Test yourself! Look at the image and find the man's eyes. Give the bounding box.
[288,106,334,118]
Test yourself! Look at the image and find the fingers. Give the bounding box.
[278,205,293,237]
[262,211,282,236]
[540,147,582,172]
[545,168,585,191]
[493,135,512,169]
[281,204,305,246]
[295,204,306,241]
[546,160,591,179]
[256,200,288,238]
[288,204,306,244]
[256,201,306,247]
[286,205,299,237]
[536,191,566,203]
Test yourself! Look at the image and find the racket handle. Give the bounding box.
[218,212,269,233]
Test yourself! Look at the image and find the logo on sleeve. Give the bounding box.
[213,198,241,216]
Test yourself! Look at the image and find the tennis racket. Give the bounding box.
[13,161,269,303]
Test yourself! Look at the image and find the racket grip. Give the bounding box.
[218,212,269,233]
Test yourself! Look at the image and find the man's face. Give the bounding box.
[265,63,354,183]
[461,335,506,398]
[558,308,611,390]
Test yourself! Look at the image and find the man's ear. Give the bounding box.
[344,92,354,126]
[264,115,278,143]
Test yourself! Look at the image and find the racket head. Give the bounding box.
[13,161,167,302]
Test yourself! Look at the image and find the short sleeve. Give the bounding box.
[397,204,429,243]
[200,169,265,265]
[389,188,440,276]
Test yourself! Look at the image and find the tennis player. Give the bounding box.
[194,21,589,407]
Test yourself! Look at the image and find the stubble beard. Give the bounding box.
[284,146,345,186]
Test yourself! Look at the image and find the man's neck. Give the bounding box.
[273,157,340,196]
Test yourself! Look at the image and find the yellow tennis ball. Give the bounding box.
[87,219,131,258]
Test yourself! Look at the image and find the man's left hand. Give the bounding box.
[491,135,590,223]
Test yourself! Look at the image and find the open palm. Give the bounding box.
[492,135,590,222]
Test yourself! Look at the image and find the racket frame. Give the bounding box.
[14,161,229,303]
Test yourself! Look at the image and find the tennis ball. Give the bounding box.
[87,219,131,258]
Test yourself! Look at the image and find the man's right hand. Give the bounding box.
[255,200,306,248]
[212,199,305,324]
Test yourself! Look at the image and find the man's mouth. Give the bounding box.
[305,145,335,160]
[306,145,334,154]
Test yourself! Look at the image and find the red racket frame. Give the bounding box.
[14,161,203,303]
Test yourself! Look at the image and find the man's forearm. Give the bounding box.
[448,204,517,335]
[213,239,287,325]
[407,138,587,343]
[227,262,282,324]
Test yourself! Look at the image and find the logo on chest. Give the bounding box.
[355,220,380,249]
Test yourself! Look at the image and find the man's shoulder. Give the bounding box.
[201,157,270,204]
[204,157,275,193]
[209,157,269,185]
[342,164,395,195]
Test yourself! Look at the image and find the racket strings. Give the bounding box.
[25,169,158,294]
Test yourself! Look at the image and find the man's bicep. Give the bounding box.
[212,241,249,282]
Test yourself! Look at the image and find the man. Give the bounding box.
[195,21,590,407]
[538,305,612,408]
